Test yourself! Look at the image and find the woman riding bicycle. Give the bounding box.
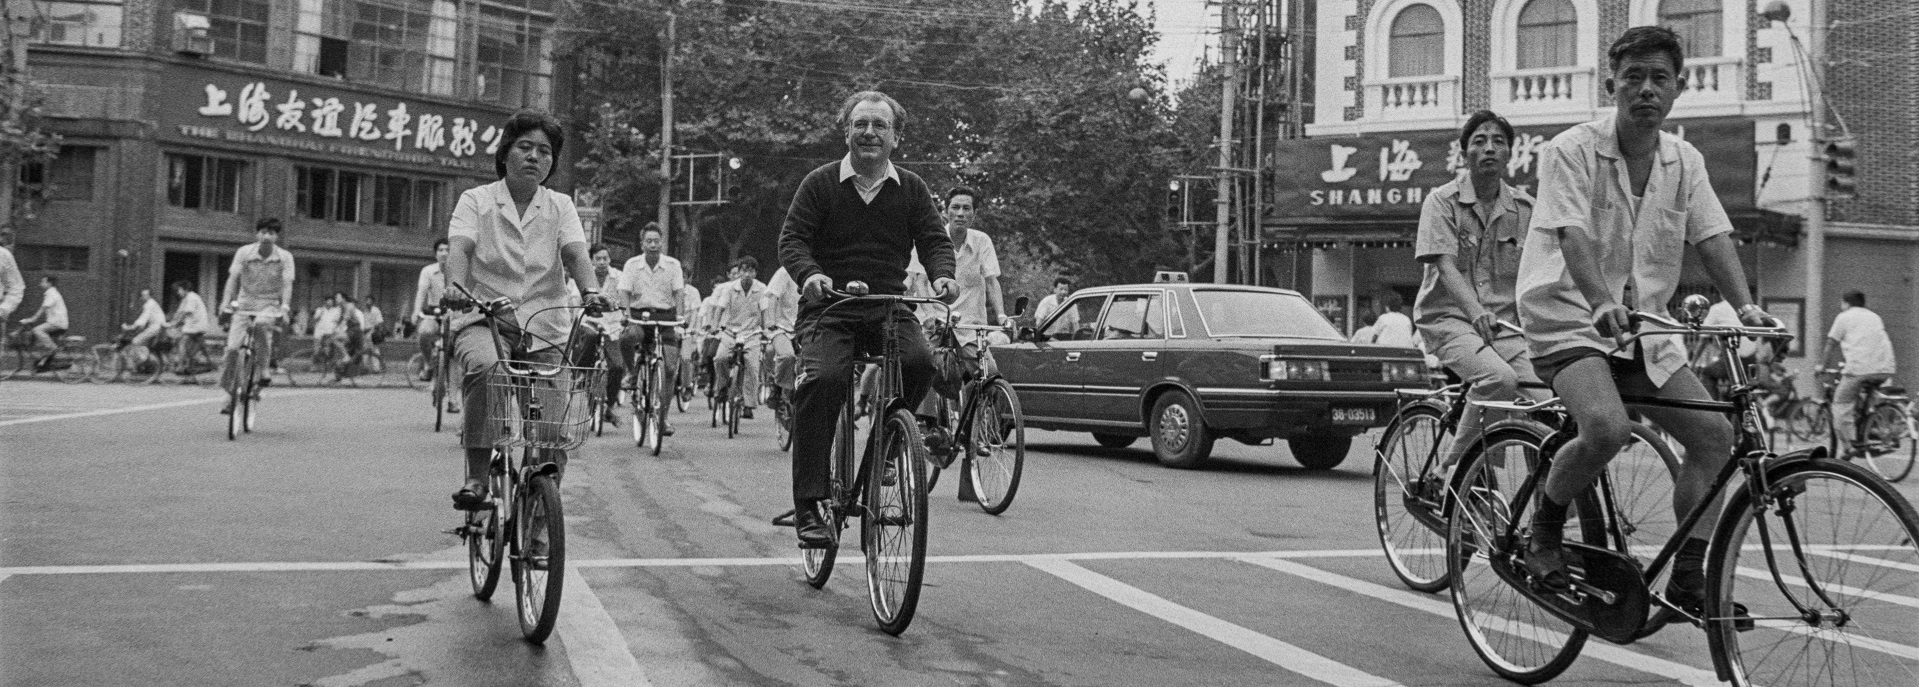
[443,110,609,513]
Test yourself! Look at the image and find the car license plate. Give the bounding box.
[1332,407,1375,425]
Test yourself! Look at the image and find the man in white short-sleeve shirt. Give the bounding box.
[1824,289,1897,453]
[1512,26,1773,613]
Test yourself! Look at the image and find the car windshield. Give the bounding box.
[1192,290,1345,340]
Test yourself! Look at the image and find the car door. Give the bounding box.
[1077,291,1170,424]
[1001,294,1108,422]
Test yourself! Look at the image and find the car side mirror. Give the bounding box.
[1011,296,1029,318]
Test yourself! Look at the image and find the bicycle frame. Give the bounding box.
[818,287,952,513]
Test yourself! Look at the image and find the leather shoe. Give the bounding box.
[794,502,834,549]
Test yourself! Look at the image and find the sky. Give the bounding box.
[1148,0,1216,87]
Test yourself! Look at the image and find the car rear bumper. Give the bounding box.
[1194,387,1403,435]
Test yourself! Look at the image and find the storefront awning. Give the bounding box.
[1262,205,1802,248]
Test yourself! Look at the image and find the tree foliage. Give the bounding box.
[563,0,1191,288]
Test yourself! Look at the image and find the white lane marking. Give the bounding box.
[559,567,655,687]
[0,548,1385,576]
[1027,558,1402,687]
[1753,619,1919,662]
[1737,565,1919,610]
[1238,557,1724,687]
[0,390,329,427]
[1806,548,1919,573]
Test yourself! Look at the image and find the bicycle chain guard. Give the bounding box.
[1493,540,1651,644]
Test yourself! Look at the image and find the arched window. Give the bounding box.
[1516,0,1577,69]
[1388,4,1444,77]
[1660,0,1722,58]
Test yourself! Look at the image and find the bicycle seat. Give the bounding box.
[59,335,86,346]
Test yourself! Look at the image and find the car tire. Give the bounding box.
[1289,433,1354,470]
[1092,432,1137,449]
[1149,392,1214,469]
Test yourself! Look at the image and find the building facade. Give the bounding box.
[7,0,560,339]
[1268,0,1919,386]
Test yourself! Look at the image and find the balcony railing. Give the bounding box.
[1492,65,1595,114]
[1364,75,1458,122]
[1677,55,1744,107]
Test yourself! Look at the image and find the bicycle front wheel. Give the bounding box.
[88,345,119,383]
[650,363,669,456]
[1706,458,1919,687]
[968,378,1025,515]
[514,471,565,644]
[1447,427,1590,684]
[865,408,929,635]
[1861,403,1916,482]
[1374,404,1449,593]
[58,351,93,384]
[466,459,506,601]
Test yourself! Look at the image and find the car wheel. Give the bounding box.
[1091,432,1137,449]
[1149,392,1214,469]
[1289,433,1354,470]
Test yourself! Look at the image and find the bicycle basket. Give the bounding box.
[481,360,604,450]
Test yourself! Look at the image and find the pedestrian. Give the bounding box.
[1348,310,1378,343]
[1823,289,1896,456]
[1370,291,1416,348]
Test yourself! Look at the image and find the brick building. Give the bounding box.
[5,0,569,342]
[1266,0,1919,385]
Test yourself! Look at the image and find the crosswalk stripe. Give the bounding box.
[559,568,656,687]
[1236,557,1724,687]
[1026,558,1402,687]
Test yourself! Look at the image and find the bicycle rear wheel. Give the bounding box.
[88,345,119,383]
[514,470,565,644]
[1447,427,1590,684]
[803,404,856,589]
[58,350,92,384]
[1706,458,1919,687]
[1374,404,1449,593]
[968,378,1025,515]
[1861,403,1916,482]
[865,408,929,636]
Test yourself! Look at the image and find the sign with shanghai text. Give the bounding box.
[156,64,513,173]
[1268,118,1755,221]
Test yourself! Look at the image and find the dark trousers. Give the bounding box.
[791,301,935,505]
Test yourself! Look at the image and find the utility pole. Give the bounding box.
[0,7,27,236]
[658,7,675,255]
[1212,0,1239,284]
[1247,0,1270,286]
[1801,0,1827,360]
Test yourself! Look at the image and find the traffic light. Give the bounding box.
[1824,137,1857,199]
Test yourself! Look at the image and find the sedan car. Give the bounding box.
[994,284,1427,469]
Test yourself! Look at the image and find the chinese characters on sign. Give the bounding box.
[196,81,502,160]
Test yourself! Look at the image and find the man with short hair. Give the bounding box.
[1035,277,1071,324]
[20,275,68,370]
[762,266,801,411]
[413,238,459,411]
[697,275,728,388]
[123,288,167,350]
[1370,291,1416,348]
[779,90,956,547]
[618,225,687,432]
[1824,289,1896,456]
[709,256,768,418]
[169,280,210,369]
[678,281,704,400]
[218,218,296,413]
[1515,26,1772,615]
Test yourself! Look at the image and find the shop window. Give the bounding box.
[176,0,268,63]
[412,180,442,230]
[1516,0,1577,69]
[296,165,365,222]
[1387,4,1444,78]
[167,153,247,212]
[1660,0,1721,58]
[296,0,474,97]
[30,0,124,48]
[15,244,91,272]
[370,175,413,227]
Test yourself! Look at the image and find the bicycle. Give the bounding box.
[2,329,92,383]
[765,325,795,452]
[222,310,282,440]
[921,312,1028,515]
[624,310,682,456]
[448,282,602,644]
[799,281,943,636]
[406,308,458,432]
[1814,368,1917,483]
[89,333,166,384]
[1443,301,1919,685]
[711,332,755,439]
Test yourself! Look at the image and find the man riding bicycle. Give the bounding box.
[444,110,609,514]
[1412,110,1548,487]
[1822,289,1897,457]
[616,224,683,435]
[218,218,294,414]
[763,266,801,412]
[779,90,957,548]
[1515,27,1773,615]
[575,243,625,427]
[169,280,211,370]
[710,255,768,420]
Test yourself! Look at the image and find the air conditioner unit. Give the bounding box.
[174,12,210,56]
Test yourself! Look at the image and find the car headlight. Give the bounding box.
[1261,355,1330,381]
[1381,361,1427,383]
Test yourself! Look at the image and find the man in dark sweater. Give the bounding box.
[779,90,957,548]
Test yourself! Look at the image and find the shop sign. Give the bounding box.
[160,66,509,171]
[1271,118,1755,220]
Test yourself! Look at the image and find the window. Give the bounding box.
[167,153,247,212]
[15,244,91,272]
[30,0,123,48]
[296,165,364,222]
[1387,4,1444,77]
[370,175,412,227]
[1099,294,1166,341]
[1040,295,1107,341]
[413,179,442,229]
[1192,291,1345,339]
[1660,0,1721,58]
[177,0,269,63]
[1516,0,1577,69]
[475,0,554,108]
[296,0,460,95]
